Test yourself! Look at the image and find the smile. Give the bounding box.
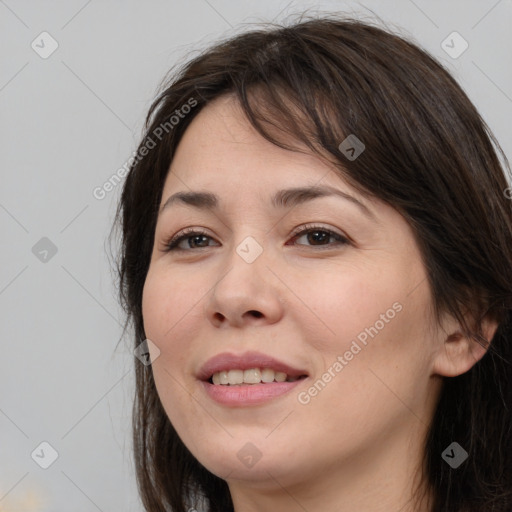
[198,350,309,406]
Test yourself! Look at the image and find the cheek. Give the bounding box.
[141,267,207,435]
[295,261,432,404]
[141,267,205,395]
[142,265,203,339]
[292,261,407,355]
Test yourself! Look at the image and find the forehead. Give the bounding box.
[162,95,352,195]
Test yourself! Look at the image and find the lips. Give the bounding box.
[197,350,309,382]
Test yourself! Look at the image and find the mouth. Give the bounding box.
[197,350,309,383]
[197,351,309,406]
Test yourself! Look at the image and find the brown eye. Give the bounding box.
[289,225,349,249]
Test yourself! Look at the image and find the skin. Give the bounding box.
[141,95,496,512]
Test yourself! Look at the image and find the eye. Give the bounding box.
[287,223,349,249]
[164,228,219,252]
[162,223,350,253]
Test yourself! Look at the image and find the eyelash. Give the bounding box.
[163,223,350,252]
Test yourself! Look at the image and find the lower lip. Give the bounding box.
[200,379,306,406]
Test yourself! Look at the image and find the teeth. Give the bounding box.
[244,368,262,384]
[261,368,275,383]
[228,369,244,384]
[275,371,287,382]
[210,367,300,385]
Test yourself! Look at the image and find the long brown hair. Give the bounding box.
[111,14,512,512]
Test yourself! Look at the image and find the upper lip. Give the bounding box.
[197,351,309,381]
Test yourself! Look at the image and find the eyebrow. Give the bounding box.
[159,185,376,220]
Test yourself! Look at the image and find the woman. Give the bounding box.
[112,15,512,512]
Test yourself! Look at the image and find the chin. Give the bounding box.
[191,437,305,483]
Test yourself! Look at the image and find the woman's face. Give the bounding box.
[142,95,445,496]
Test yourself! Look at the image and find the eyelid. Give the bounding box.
[163,226,214,252]
[289,222,348,241]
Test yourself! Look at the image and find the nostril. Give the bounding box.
[249,310,263,318]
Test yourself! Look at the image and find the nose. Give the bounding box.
[204,240,285,329]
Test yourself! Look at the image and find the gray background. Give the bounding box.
[1,0,510,510]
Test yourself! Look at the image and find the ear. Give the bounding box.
[431,312,499,378]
